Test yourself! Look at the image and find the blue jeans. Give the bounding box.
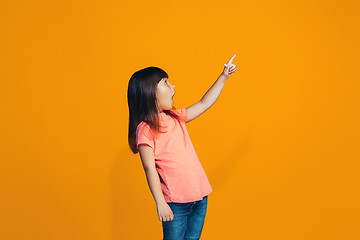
[162,195,208,240]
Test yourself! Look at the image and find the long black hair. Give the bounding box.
[127,66,184,154]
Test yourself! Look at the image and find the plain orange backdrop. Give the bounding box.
[1,0,359,239]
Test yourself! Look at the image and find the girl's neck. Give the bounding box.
[157,108,165,114]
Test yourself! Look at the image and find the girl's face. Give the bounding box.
[156,77,175,112]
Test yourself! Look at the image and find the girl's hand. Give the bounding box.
[222,54,237,78]
[157,202,174,222]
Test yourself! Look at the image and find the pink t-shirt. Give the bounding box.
[136,108,213,203]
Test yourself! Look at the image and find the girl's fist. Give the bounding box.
[157,202,174,222]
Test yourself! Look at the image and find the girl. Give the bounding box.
[127,54,237,240]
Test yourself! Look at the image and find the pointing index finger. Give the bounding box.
[227,54,236,65]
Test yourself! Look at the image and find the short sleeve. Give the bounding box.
[171,108,187,123]
[136,122,155,150]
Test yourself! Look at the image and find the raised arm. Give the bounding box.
[186,54,237,123]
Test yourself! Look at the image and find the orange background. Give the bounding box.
[1,0,359,239]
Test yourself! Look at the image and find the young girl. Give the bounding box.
[127,54,237,240]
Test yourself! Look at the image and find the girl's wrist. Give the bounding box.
[219,73,229,81]
[156,200,167,206]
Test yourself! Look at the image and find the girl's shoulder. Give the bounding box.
[136,121,150,131]
[170,108,187,122]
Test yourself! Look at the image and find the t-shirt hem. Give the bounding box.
[165,188,213,203]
